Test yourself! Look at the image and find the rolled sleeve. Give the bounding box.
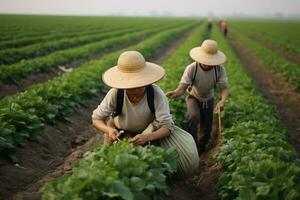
[92,88,117,121]
[218,65,229,89]
[180,62,195,85]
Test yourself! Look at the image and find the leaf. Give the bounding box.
[256,184,271,196]
[130,177,145,191]
[111,180,133,200]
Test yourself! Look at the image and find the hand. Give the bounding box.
[166,91,178,99]
[107,128,119,142]
[215,100,225,111]
[130,134,149,145]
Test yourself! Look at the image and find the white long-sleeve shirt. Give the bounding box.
[92,84,174,134]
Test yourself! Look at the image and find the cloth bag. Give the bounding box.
[142,124,199,178]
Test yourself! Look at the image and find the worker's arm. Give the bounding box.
[215,88,229,111]
[92,118,119,142]
[166,83,189,99]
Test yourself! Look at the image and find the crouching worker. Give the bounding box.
[92,51,199,178]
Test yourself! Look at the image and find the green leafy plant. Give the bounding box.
[42,141,179,200]
[211,24,300,200]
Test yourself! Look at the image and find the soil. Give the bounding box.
[228,34,300,156]
[153,29,196,65]
[166,114,222,200]
[166,148,221,200]
[0,27,215,200]
[0,98,103,200]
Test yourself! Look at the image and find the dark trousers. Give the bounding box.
[224,28,228,37]
[186,95,214,151]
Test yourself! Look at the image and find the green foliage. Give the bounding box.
[0,27,136,65]
[0,25,175,86]
[230,20,300,56]
[0,26,110,49]
[42,141,179,200]
[211,25,300,200]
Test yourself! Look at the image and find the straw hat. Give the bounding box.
[189,39,226,66]
[102,51,165,89]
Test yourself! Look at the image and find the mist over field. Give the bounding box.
[0,0,300,19]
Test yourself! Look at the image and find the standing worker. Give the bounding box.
[166,40,229,153]
[207,19,212,31]
[220,19,228,37]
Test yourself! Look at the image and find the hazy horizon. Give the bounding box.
[0,0,300,19]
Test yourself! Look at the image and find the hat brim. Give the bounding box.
[190,47,226,66]
[102,62,165,89]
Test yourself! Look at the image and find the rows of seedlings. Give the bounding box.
[0,23,188,87]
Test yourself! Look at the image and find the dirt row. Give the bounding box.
[0,99,103,200]
[228,34,300,156]
[0,27,220,200]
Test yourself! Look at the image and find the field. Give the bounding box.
[0,15,300,200]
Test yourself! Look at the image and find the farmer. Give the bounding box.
[220,19,228,37]
[92,51,199,177]
[207,19,212,31]
[166,40,229,153]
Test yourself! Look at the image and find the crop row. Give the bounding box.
[231,28,300,91]
[0,27,144,65]
[0,23,182,88]
[0,18,189,49]
[0,18,103,42]
[211,26,300,200]
[0,26,116,50]
[0,16,191,42]
[230,20,300,57]
[0,22,198,161]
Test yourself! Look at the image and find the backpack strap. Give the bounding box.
[112,85,155,118]
[213,65,219,89]
[146,85,155,116]
[191,62,198,87]
[112,89,124,118]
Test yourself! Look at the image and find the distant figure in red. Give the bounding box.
[219,19,228,37]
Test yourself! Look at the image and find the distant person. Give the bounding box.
[166,40,229,153]
[220,19,228,37]
[207,19,212,31]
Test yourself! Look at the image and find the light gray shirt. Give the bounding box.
[92,84,174,133]
[180,62,229,101]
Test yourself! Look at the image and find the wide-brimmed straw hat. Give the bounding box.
[102,51,165,89]
[189,39,226,66]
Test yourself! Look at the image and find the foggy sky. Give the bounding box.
[0,0,299,18]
